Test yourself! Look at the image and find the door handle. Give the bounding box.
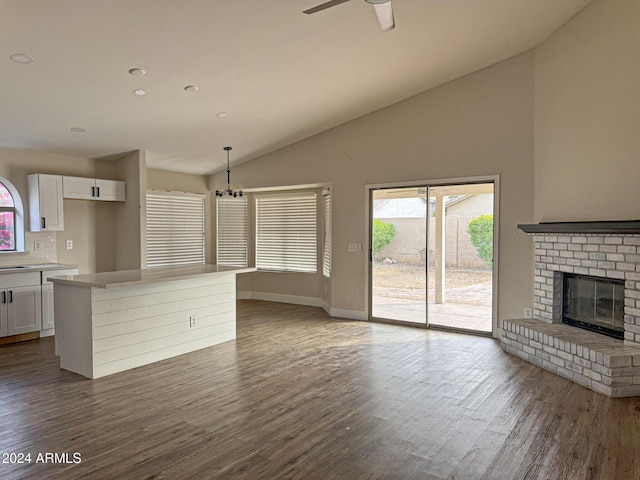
[41,217,46,229]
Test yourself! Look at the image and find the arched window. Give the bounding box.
[0,177,25,252]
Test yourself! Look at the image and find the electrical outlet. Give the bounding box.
[524,308,533,318]
[189,315,197,328]
[34,240,42,251]
[348,243,361,252]
[66,240,73,250]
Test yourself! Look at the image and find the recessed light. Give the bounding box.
[10,53,34,64]
[128,68,146,76]
[70,127,86,133]
[184,85,198,92]
[217,112,230,118]
[133,89,150,96]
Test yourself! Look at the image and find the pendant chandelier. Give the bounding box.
[215,146,243,197]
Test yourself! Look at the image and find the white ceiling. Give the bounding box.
[0,0,592,175]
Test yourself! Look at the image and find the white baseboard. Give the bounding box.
[327,307,368,321]
[236,291,367,321]
[236,291,323,307]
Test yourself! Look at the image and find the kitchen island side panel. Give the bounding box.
[90,274,237,379]
[55,284,94,378]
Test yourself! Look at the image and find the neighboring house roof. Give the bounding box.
[373,198,428,218]
[374,196,468,218]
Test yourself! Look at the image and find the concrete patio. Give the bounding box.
[372,280,493,333]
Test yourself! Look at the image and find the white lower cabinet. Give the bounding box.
[0,272,42,337]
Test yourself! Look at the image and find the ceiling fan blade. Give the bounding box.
[303,0,352,15]
[373,1,395,31]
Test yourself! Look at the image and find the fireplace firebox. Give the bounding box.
[562,273,625,340]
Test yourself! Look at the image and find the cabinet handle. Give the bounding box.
[41,217,46,229]
[92,186,96,197]
[2,292,5,304]
[8,291,12,303]
[96,186,100,198]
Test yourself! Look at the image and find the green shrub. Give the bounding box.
[467,214,493,268]
[373,219,396,254]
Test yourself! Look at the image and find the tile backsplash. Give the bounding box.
[0,231,57,266]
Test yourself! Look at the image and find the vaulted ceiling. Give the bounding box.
[0,0,592,174]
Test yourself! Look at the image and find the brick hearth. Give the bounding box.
[501,231,640,397]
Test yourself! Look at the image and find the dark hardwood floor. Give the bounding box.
[1,300,639,479]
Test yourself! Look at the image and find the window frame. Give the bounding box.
[0,177,25,253]
[216,196,248,267]
[146,190,206,267]
[254,191,318,274]
[322,189,331,278]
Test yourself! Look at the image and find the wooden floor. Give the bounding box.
[1,300,639,480]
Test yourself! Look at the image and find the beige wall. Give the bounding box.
[113,151,146,271]
[0,147,147,273]
[0,147,103,273]
[534,0,640,221]
[210,52,536,321]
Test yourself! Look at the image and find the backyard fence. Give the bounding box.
[374,216,488,269]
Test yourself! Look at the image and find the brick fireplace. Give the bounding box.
[500,221,640,397]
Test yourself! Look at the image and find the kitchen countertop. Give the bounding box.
[0,263,78,273]
[49,264,256,289]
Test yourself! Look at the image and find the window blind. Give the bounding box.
[255,193,317,273]
[322,190,331,277]
[216,197,248,267]
[146,190,205,267]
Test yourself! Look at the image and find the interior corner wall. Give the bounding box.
[114,150,146,271]
[210,52,536,320]
[534,0,640,221]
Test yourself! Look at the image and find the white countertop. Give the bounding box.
[49,264,256,289]
[0,263,78,273]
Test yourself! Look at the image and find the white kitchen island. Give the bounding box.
[50,264,255,379]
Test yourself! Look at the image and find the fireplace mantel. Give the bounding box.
[518,220,640,234]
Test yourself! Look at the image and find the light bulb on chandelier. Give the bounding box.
[215,146,243,197]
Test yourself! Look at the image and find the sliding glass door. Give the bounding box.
[371,187,428,325]
[370,180,495,334]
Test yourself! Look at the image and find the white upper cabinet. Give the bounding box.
[95,179,126,201]
[63,176,125,202]
[28,174,64,231]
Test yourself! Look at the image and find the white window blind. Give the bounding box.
[255,193,317,273]
[322,190,331,277]
[216,197,248,267]
[146,190,205,267]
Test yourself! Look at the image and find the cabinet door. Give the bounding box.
[28,174,64,231]
[0,293,6,337]
[7,285,42,336]
[41,283,55,331]
[95,179,126,202]
[63,176,95,200]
